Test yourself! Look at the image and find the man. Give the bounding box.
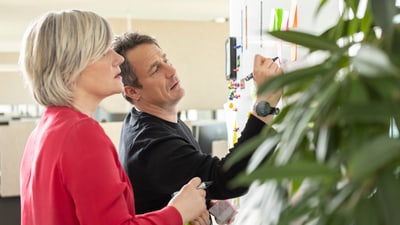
[112,32,282,215]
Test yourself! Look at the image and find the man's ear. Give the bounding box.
[124,86,141,101]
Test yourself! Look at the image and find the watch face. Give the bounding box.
[255,101,271,116]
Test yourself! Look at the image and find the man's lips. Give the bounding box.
[171,80,179,90]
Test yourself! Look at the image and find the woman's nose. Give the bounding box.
[113,50,125,66]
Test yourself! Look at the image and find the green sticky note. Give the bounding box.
[273,8,283,31]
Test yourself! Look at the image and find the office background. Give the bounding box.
[0,0,339,224]
[0,1,230,224]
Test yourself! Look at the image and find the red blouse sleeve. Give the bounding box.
[60,119,183,225]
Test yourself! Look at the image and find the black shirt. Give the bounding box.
[118,107,266,214]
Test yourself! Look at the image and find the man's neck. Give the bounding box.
[134,104,178,123]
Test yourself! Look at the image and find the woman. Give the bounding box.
[19,9,207,225]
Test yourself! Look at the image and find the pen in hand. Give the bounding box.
[196,181,213,189]
[244,56,279,81]
[172,181,213,197]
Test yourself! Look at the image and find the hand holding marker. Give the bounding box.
[244,56,279,81]
[172,181,213,197]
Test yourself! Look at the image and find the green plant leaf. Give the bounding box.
[360,3,373,36]
[391,24,400,59]
[370,0,396,46]
[354,198,380,225]
[223,126,278,170]
[278,183,322,225]
[268,30,340,52]
[326,183,356,214]
[247,135,282,173]
[374,170,400,225]
[231,161,339,186]
[348,135,400,180]
[352,45,399,77]
[363,76,400,100]
[275,71,340,164]
[315,0,329,16]
[335,102,400,123]
[347,77,370,103]
[228,1,400,224]
[348,17,360,36]
[257,62,330,96]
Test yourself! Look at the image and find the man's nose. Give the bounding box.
[164,63,176,78]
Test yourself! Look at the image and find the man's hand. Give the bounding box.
[168,177,207,223]
[189,210,211,225]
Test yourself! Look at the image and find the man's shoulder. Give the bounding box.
[123,113,174,135]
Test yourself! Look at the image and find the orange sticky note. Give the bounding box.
[289,0,298,28]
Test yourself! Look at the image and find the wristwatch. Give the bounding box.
[254,101,280,117]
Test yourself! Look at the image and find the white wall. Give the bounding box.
[108,18,231,111]
[225,0,339,144]
[0,18,229,114]
[227,1,339,224]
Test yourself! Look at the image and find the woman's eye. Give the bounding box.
[102,50,112,57]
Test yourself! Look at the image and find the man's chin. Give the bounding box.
[173,90,184,103]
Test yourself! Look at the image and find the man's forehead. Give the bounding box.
[127,44,164,72]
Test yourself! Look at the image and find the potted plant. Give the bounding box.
[225,0,400,224]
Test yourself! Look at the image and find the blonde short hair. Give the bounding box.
[19,9,114,107]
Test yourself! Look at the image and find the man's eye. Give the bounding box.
[151,66,159,75]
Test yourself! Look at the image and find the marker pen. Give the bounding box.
[196,181,213,189]
[244,56,279,81]
[172,181,213,197]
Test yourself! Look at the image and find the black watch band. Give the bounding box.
[254,101,280,117]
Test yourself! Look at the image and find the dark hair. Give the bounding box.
[112,32,160,103]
